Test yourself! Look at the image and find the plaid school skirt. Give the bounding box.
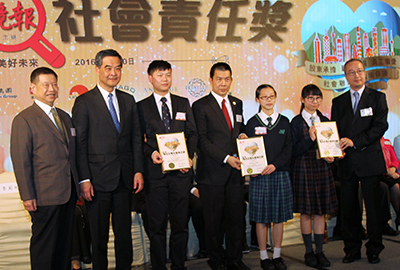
[249,171,293,224]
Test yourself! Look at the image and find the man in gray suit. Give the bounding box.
[11,67,79,270]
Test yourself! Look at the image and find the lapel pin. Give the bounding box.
[232,101,236,105]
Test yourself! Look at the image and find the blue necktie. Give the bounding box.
[353,91,359,115]
[161,97,171,132]
[108,93,120,132]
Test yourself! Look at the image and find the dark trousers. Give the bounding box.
[145,173,192,270]
[189,192,206,251]
[30,187,77,270]
[198,170,244,267]
[341,173,384,256]
[86,179,133,270]
[71,203,92,263]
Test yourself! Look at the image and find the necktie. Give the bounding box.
[310,115,315,126]
[267,117,272,128]
[222,99,232,132]
[353,91,360,114]
[108,93,120,133]
[161,97,171,132]
[50,108,67,143]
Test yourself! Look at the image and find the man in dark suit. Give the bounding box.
[192,63,249,270]
[72,49,144,270]
[10,67,79,270]
[137,60,197,270]
[331,59,388,264]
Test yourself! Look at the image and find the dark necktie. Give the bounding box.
[50,108,67,143]
[108,93,120,133]
[222,99,232,132]
[353,91,360,115]
[310,115,315,126]
[161,97,171,132]
[267,117,272,128]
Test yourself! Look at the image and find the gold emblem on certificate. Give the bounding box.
[314,121,343,158]
[237,137,268,177]
[156,132,190,173]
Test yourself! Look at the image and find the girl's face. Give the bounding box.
[256,87,276,112]
[301,94,322,114]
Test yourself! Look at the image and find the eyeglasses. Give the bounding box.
[306,96,322,102]
[346,69,365,77]
[259,95,276,101]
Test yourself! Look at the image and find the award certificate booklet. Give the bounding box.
[237,137,268,177]
[314,121,343,158]
[156,132,190,172]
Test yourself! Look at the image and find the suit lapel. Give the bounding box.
[228,95,240,136]
[170,94,178,131]
[93,87,119,134]
[208,94,232,135]
[352,88,370,123]
[148,94,166,132]
[116,90,125,135]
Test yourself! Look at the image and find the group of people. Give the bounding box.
[10,49,393,270]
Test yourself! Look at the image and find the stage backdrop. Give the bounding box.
[1,0,400,185]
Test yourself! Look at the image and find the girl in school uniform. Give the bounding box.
[246,84,293,270]
[290,84,338,268]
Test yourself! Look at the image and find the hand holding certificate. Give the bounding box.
[314,121,343,158]
[237,137,268,176]
[156,132,191,173]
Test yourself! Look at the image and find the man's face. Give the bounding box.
[148,69,172,95]
[344,61,366,91]
[96,56,122,92]
[31,74,59,107]
[209,69,232,98]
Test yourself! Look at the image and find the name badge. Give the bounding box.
[70,128,76,136]
[360,107,373,117]
[236,114,243,123]
[255,126,267,135]
[175,112,186,121]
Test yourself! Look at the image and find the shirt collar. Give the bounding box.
[211,90,228,105]
[35,99,54,115]
[258,110,278,123]
[97,83,116,100]
[350,85,365,97]
[154,91,171,103]
[301,109,317,120]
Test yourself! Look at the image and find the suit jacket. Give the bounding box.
[72,87,143,192]
[192,93,246,186]
[10,103,79,206]
[137,93,198,179]
[331,86,388,180]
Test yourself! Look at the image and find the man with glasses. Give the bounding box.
[331,59,388,264]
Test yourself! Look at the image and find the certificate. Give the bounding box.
[237,137,268,176]
[156,132,190,172]
[314,121,343,158]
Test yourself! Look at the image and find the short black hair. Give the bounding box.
[95,49,123,68]
[255,84,276,99]
[210,62,232,78]
[300,84,322,112]
[344,58,364,74]
[147,60,172,75]
[30,67,58,84]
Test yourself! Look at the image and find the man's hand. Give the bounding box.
[192,188,200,198]
[80,181,94,202]
[339,138,354,150]
[23,199,37,212]
[239,134,248,139]
[180,158,193,174]
[133,172,144,193]
[261,164,276,175]
[323,157,334,163]
[227,156,242,170]
[152,151,163,164]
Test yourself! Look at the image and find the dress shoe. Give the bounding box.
[260,258,275,270]
[383,223,399,236]
[272,257,287,270]
[207,260,227,270]
[342,252,361,263]
[304,252,317,267]
[194,249,208,259]
[242,243,250,254]
[315,252,330,267]
[227,260,250,270]
[367,254,380,264]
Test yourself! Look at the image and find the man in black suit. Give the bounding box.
[11,67,79,270]
[331,59,388,264]
[137,60,197,270]
[72,49,144,270]
[192,63,249,270]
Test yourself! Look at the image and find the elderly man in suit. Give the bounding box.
[192,62,249,270]
[331,58,388,264]
[137,60,197,270]
[10,67,79,270]
[72,49,144,270]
